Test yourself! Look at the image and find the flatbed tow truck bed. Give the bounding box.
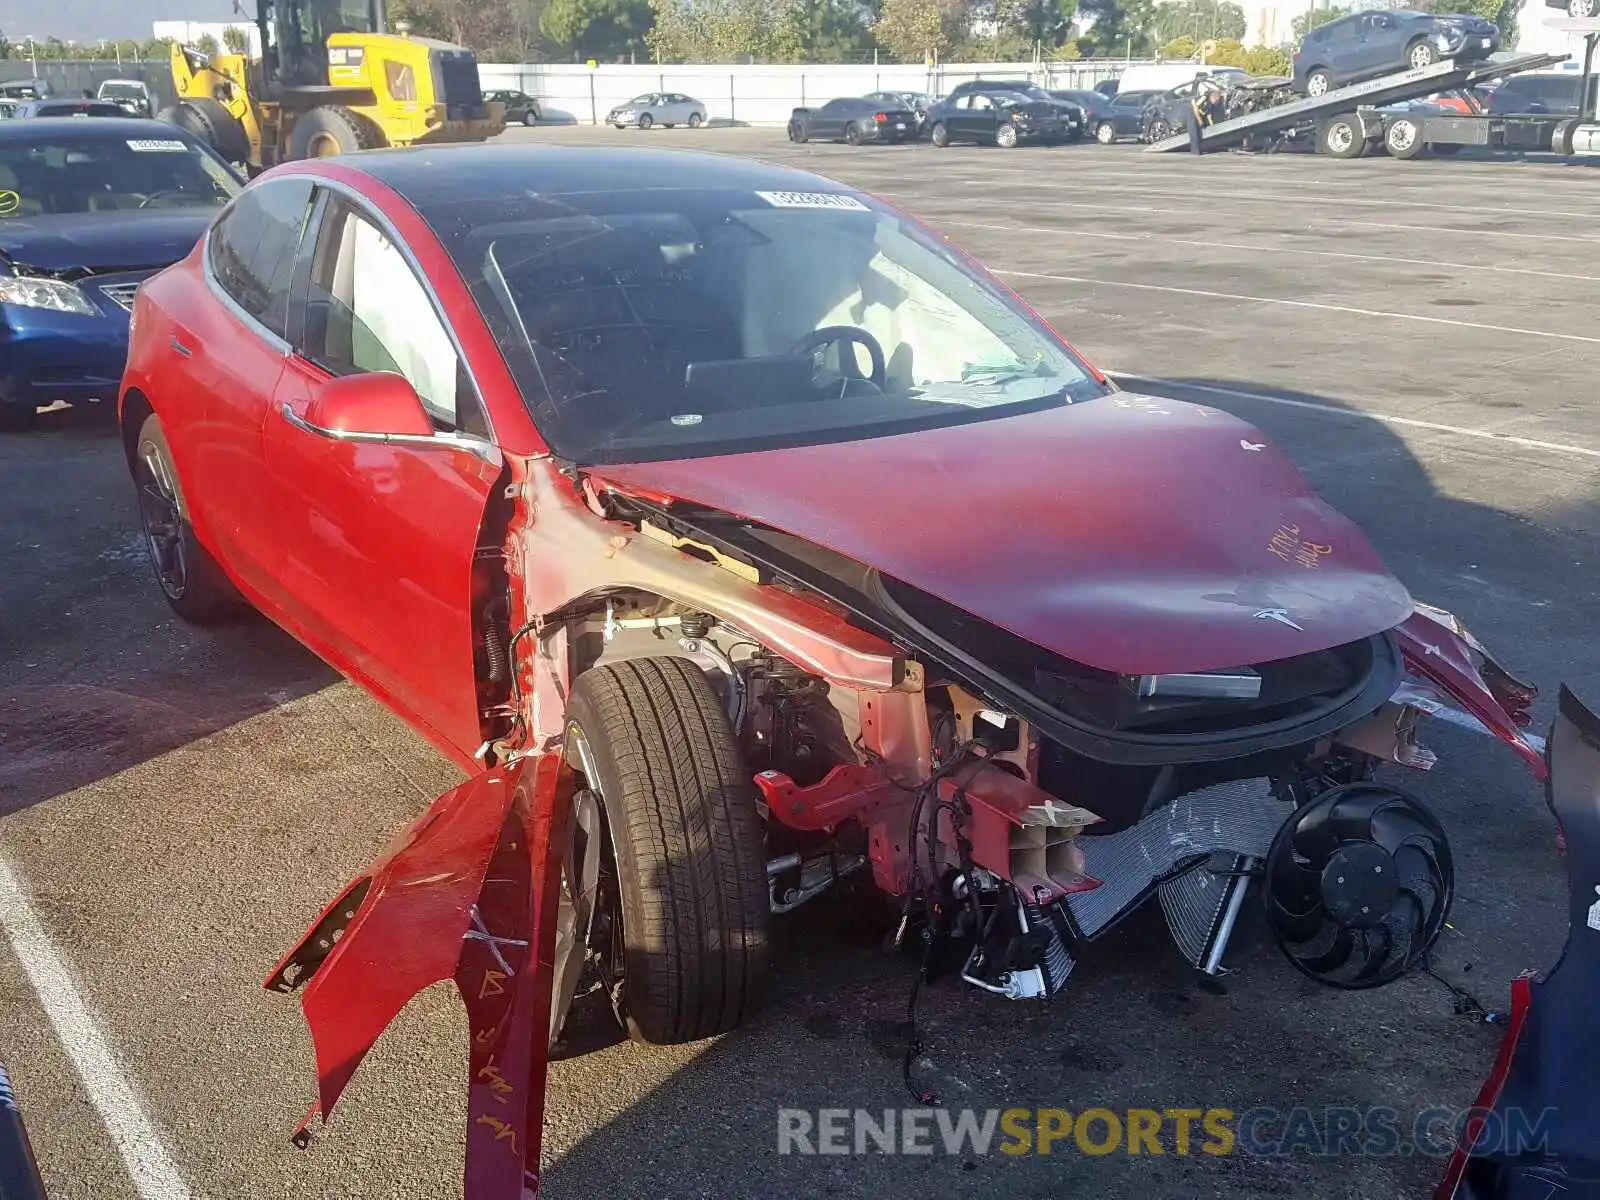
[1144,46,1584,156]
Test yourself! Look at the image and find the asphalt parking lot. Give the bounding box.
[2,123,1598,1200]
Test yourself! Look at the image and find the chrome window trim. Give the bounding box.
[280,402,501,466]
[200,172,499,446]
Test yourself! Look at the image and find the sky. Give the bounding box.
[0,0,243,41]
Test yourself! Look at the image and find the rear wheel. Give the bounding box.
[930,121,951,147]
[1095,120,1116,144]
[1385,116,1425,159]
[844,121,863,145]
[788,118,808,143]
[995,122,1020,148]
[1407,40,1438,70]
[638,112,653,129]
[132,413,239,623]
[288,104,384,159]
[562,657,770,1045]
[1306,68,1332,97]
[1321,115,1367,158]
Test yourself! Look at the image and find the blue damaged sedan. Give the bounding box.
[0,118,241,430]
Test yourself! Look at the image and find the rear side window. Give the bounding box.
[208,177,316,339]
[1321,18,1359,42]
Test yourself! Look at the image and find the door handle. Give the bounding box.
[170,335,193,358]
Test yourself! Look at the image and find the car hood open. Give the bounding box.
[598,394,1415,676]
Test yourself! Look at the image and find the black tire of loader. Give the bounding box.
[157,98,252,164]
[287,105,386,160]
[566,656,770,1045]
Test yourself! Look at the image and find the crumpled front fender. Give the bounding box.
[265,753,570,1200]
[1394,604,1546,780]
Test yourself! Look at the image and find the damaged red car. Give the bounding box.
[118,144,1571,1197]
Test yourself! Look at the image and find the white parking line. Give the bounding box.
[934,169,1596,220]
[875,188,1600,246]
[994,267,1600,345]
[0,852,190,1200]
[1108,372,1600,462]
[931,217,1600,284]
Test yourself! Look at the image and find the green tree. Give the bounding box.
[194,33,221,55]
[1075,0,1156,56]
[1152,0,1243,44]
[1242,44,1290,74]
[222,25,250,54]
[1291,5,1347,39]
[648,0,807,61]
[112,38,142,61]
[1161,33,1197,57]
[870,0,970,62]
[541,0,653,59]
[792,0,878,61]
[141,37,175,61]
[1450,0,1523,39]
[392,0,541,58]
[999,0,1078,46]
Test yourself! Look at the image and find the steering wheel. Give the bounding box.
[137,189,196,209]
[791,326,887,391]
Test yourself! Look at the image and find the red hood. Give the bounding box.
[599,394,1414,675]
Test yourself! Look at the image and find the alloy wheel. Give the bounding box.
[136,442,187,600]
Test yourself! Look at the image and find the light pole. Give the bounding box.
[23,36,37,72]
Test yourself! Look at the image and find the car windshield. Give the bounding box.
[423,188,1103,463]
[99,83,145,99]
[627,94,655,105]
[0,133,240,216]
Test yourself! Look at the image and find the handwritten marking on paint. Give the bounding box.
[479,969,507,999]
[1241,440,1265,452]
[0,190,19,217]
[477,1057,515,1105]
[1266,523,1332,570]
[475,1114,520,1156]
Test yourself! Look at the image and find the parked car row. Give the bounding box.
[788,79,1090,148]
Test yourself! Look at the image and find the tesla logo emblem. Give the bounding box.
[1254,608,1304,631]
[1266,523,1333,569]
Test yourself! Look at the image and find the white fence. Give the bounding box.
[478,60,1158,127]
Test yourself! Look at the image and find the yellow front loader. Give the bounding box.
[163,0,504,169]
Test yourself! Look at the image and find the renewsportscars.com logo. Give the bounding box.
[776,1105,1559,1159]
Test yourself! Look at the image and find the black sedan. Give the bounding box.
[787,97,918,144]
[486,89,541,126]
[941,78,1083,140]
[1085,88,1162,143]
[925,89,1066,147]
[864,90,934,133]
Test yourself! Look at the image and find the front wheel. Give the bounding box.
[1095,121,1116,144]
[1407,40,1437,70]
[995,122,1019,148]
[1146,117,1174,142]
[638,112,653,129]
[688,111,704,128]
[562,656,770,1045]
[930,121,951,147]
[522,112,537,126]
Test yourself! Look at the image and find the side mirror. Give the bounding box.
[303,371,434,437]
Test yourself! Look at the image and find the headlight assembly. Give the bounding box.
[0,274,96,315]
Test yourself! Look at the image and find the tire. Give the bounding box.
[844,121,862,145]
[131,413,239,623]
[638,112,653,129]
[930,121,951,147]
[1147,117,1173,142]
[1407,40,1437,70]
[995,122,1019,148]
[1570,0,1599,16]
[158,98,251,164]
[1306,69,1332,97]
[565,656,770,1045]
[521,111,537,126]
[1385,116,1425,159]
[688,111,703,128]
[287,104,384,159]
[1062,124,1082,143]
[788,119,808,143]
[1095,120,1116,144]
[1321,115,1367,158]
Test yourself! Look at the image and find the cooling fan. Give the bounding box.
[1263,782,1453,989]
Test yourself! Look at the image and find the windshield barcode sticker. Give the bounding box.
[754,190,869,211]
[126,139,190,152]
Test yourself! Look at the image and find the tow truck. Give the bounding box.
[1146,22,1600,160]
